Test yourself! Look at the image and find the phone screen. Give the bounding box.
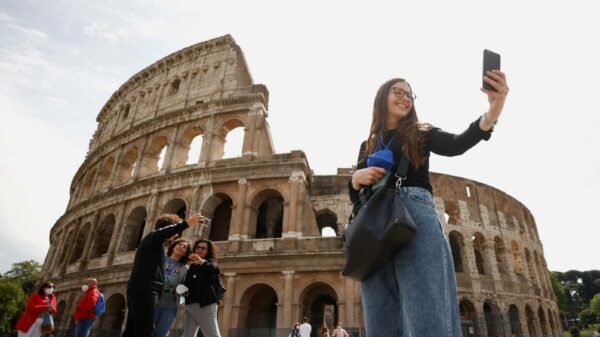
[483,49,501,92]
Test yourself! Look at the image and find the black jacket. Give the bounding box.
[127,221,189,293]
[184,259,222,307]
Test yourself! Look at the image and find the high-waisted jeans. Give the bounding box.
[360,186,461,337]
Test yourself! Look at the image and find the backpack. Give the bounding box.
[94,292,106,316]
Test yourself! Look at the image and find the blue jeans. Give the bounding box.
[153,307,178,337]
[74,318,95,337]
[360,187,461,337]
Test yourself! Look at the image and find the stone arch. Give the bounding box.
[538,306,549,336]
[298,282,340,332]
[118,206,147,252]
[525,305,536,337]
[509,304,523,337]
[139,135,169,176]
[459,299,478,337]
[95,156,115,192]
[472,232,486,275]
[250,188,285,239]
[512,241,524,274]
[214,118,246,160]
[69,222,91,264]
[483,300,502,337]
[534,251,546,290]
[449,230,465,273]
[494,236,509,274]
[90,214,115,258]
[525,248,536,283]
[56,229,76,267]
[80,168,97,199]
[95,293,126,332]
[115,146,139,185]
[162,198,188,219]
[237,283,279,330]
[547,308,556,337]
[173,125,205,167]
[315,209,338,237]
[201,193,234,241]
[55,300,67,329]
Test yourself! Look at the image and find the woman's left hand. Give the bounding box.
[481,70,509,122]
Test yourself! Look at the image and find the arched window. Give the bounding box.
[316,210,338,237]
[163,199,187,219]
[449,231,465,273]
[115,147,139,184]
[90,215,115,258]
[69,222,91,264]
[494,237,509,274]
[119,207,147,252]
[139,136,169,176]
[472,233,486,275]
[201,194,234,242]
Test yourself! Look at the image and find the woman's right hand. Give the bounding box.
[351,167,387,190]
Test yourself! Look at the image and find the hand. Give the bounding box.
[186,213,203,226]
[188,253,205,265]
[351,167,387,190]
[481,70,509,122]
[46,304,53,312]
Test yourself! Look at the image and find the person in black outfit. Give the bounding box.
[121,212,204,337]
[183,239,224,337]
[349,71,509,337]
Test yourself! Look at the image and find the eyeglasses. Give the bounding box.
[176,243,189,248]
[390,87,417,100]
[195,246,208,251]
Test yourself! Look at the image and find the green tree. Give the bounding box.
[0,279,26,336]
[3,260,41,294]
[579,308,598,328]
[551,272,567,311]
[591,293,600,314]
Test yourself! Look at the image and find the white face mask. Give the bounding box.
[44,288,54,295]
[82,285,89,292]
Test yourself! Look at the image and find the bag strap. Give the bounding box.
[394,155,410,187]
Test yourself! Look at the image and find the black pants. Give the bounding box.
[121,290,159,337]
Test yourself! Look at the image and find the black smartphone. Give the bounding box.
[483,49,501,92]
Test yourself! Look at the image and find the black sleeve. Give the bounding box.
[427,116,493,157]
[348,141,367,206]
[149,221,189,245]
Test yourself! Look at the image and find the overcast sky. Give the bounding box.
[1,0,599,274]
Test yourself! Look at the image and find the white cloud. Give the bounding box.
[83,21,128,42]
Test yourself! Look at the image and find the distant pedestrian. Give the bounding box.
[331,322,349,337]
[16,281,57,337]
[121,212,204,337]
[299,317,311,337]
[320,322,330,337]
[74,278,101,337]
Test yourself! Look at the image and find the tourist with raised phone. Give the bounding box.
[348,53,508,336]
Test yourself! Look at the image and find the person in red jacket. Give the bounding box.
[73,278,101,337]
[16,281,57,337]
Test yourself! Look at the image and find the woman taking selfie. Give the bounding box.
[349,70,508,336]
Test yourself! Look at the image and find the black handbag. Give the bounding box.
[342,155,418,281]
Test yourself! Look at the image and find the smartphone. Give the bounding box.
[483,49,501,92]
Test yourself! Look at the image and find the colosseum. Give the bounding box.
[41,35,560,337]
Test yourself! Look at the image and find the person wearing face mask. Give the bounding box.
[15,281,57,337]
[73,278,100,337]
[121,212,204,337]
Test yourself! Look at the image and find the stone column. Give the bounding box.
[132,136,149,180]
[143,191,160,237]
[242,106,262,157]
[81,211,100,263]
[164,124,182,173]
[283,173,302,238]
[229,179,248,240]
[345,277,355,327]
[107,146,124,188]
[106,202,128,265]
[221,272,237,337]
[281,271,295,328]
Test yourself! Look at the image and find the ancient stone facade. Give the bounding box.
[41,35,560,337]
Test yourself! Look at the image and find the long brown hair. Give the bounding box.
[363,78,430,169]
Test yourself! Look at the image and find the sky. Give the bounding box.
[0,0,599,274]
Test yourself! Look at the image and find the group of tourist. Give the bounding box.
[15,212,225,337]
